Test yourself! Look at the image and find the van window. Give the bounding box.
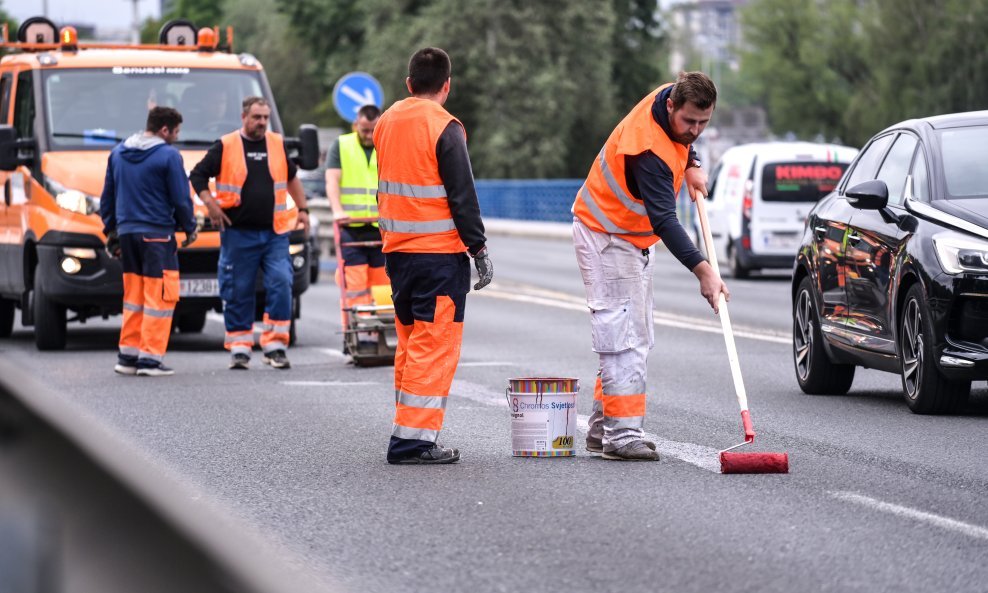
[760,161,848,202]
[13,71,34,140]
[43,68,267,149]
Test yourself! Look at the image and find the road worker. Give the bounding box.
[572,71,729,461]
[376,47,493,465]
[100,106,197,377]
[325,104,388,348]
[189,96,310,370]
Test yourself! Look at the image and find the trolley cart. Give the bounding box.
[334,217,397,366]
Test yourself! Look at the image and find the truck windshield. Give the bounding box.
[43,68,272,149]
[761,161,849,202]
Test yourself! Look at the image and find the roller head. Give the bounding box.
[720,451,789,474]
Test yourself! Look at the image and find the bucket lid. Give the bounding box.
[508,377,579,394]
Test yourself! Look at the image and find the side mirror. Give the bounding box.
[845,179,888,210]
[296,124,320,171]
[0,126,21,172]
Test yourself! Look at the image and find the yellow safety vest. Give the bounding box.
[338,132,379,227]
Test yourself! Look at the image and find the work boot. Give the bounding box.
[587,436,655,454]
[389,444,460,465]
[602,440,659,461]
[263,350,291,369]
[114,355,138,376]
[229,353,250,370]
[135,362,175,377]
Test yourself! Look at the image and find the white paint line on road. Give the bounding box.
[452,379,721,473]
[458,361,517,367]
[281,380,380,386]
[318,348,348,359]
[477,288,790,345]
[206,312,224,324]
[831,491,988,541]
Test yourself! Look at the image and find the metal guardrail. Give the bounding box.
[0,357,334,593]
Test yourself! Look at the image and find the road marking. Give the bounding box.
[281,381,380,386]
[318,348,347,359]
[452,379,721,472]
[831,491,988,541]
[477,286,790,345]
[458,361,517,367]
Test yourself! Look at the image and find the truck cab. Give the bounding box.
[0,18,319,349]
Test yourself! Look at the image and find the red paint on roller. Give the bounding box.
[720,451,790,474]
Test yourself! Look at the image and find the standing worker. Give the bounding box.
[189,96,310,370]
[376,47,493,465]
[101,106,197,377]
[325,104,388,345]
[572,72,729,461]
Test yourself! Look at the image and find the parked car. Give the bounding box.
[791,110,988,413]
[699,142,857,277]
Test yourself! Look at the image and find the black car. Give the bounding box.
[792,110,988,413]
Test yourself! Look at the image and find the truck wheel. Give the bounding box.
[175,310,207,333]
[33,276,66,351]
[0,298,15,338]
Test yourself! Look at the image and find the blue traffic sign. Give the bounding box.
[332,72,384,123]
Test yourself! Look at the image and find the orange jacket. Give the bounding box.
[374,97,466,254]
[573,83,690,249]
[215,131,295,235]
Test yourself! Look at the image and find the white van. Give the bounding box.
[697,141,858,277]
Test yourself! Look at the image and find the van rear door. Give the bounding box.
[750,159,847,257]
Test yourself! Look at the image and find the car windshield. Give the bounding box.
[939,125,988,199]
[43,68,272,149]
[760,161,848,202]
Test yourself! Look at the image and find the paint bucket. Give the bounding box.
[506,377,579,457]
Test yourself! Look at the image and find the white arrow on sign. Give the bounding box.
[341,85,376,113]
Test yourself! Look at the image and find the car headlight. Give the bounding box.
[47,178,99,215]
[289,243,306,255]
[933,231,988,274]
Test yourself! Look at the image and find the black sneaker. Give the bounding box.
[136,362,175,377]
[263,349,291,369]
[389,444,460,465]
[229,353,250,370]
[114,355,138,376]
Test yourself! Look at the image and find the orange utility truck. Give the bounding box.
[0,18,319,349]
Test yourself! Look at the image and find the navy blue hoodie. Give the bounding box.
[100,133,196,236]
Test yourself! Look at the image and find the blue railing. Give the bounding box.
[475,178,697,228]
[475,179,583,222]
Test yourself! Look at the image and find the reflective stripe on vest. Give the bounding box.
[338,132,379,226]
[573,83,689,249]
[215,130,297,234]
[373,97,466,254]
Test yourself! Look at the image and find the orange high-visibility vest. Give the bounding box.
[373,97,466,254]
[573,83,690,249]
[215,131,296,235]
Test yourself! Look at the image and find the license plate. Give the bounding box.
[765,233,799,250]
[180,278,219,297]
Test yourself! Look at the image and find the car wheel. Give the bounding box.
[175,310,207,333]
[0,298,14,338]
[33,275,67,351]
[728,242,749,279]
[793,276,854,394]
[899,284,970,414]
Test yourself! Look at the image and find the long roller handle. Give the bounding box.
[693,195,754,442]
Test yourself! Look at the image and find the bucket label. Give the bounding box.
[509,392,577,456]
[552,435,574,449]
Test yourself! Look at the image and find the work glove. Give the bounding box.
[105,231,121,259]
[181,229,198,248]
[472,246,493,290]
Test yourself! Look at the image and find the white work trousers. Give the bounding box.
[572,218,655,451]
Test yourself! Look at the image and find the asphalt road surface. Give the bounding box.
[3,232,987,593]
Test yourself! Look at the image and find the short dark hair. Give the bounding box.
[408,47,451,95]
[241,96,269,114]
[356,104,381,121]
[146,106,182,132]
[669,71,717,110]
